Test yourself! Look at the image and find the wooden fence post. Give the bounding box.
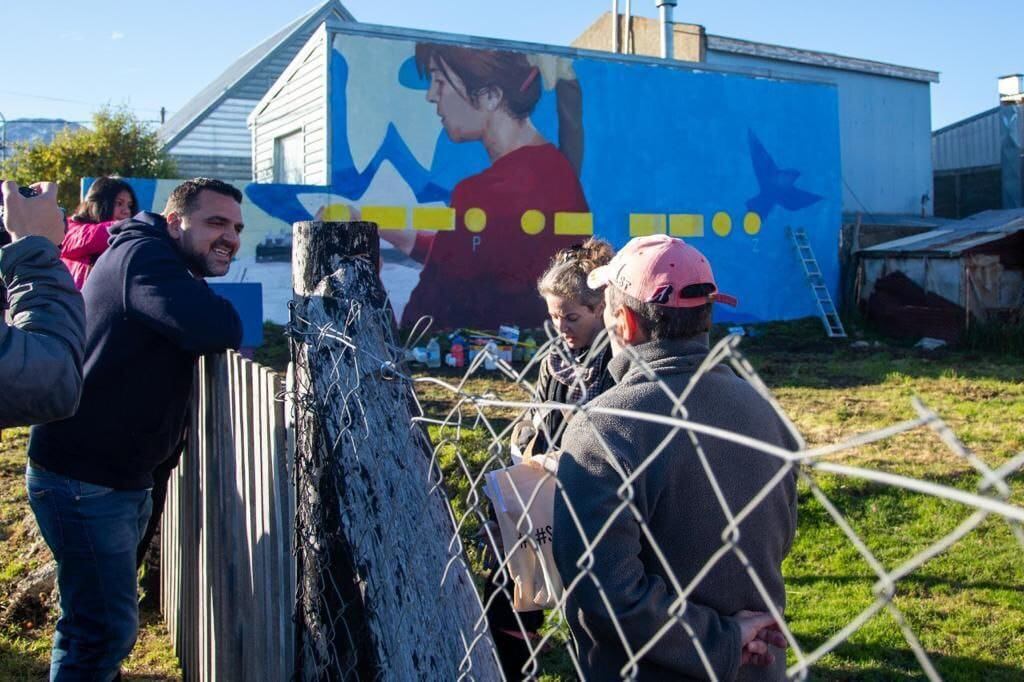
[290,221,499,681]
[162,353,293,682]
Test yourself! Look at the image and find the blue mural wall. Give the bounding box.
[91,29,841,329]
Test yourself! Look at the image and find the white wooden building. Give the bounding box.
[157,1,354,184]
[248,19,337,186]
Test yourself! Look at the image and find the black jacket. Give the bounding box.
[29,212,242,489]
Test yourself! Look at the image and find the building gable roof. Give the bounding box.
[158,0,354,150]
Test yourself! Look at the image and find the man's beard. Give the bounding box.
[179,239,227,278]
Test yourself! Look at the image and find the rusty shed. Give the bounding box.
[858,209,1024,341]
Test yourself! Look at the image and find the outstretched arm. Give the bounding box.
[0,181,85,427]
[381,229,434,263]
[124,240,242,354]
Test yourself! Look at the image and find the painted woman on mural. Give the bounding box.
[384,43,589,330]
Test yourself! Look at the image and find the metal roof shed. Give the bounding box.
[858,209,1024,339]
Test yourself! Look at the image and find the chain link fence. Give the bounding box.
[287,222,1023,681]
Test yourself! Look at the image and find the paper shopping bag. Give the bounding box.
[484,454,563,612]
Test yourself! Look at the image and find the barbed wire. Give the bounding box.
[286,279,1023,681]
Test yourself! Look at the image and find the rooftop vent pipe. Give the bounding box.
[656,0,678,59]
[612,0,620,53]
[625,0,633,54]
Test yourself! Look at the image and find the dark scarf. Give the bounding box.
[538,333,614,450]
[545,340,612,407]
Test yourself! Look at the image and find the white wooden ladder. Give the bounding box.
[789,227,846,338]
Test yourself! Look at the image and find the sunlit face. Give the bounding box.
[426,57,489,142]
[112,190,134,221]
[544,294,605,351]
[168,190,244,277]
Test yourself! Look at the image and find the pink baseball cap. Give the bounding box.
[587,234,738,308]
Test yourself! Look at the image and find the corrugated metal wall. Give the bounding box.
[161,351,294,682]
[252,27,329,185]
[705,49,934,216]
[932,104,1024,216]
[932,108,1003,171]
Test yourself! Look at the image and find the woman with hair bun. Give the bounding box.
[386,43,589,330]
[485,238,615,677]
[528,236,617,451]
[60,177,138,289]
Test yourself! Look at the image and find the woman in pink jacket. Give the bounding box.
[60,177,138,289]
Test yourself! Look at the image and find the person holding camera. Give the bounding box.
[0,180,85,428]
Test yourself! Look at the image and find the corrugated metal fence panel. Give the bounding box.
[932,108,1002,171]
[161,351,293,682]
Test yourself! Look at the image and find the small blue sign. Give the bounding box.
[209,282,264,348]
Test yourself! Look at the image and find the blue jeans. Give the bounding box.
[26,464,152,682]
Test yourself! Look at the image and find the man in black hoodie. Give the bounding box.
[27,178,244,680]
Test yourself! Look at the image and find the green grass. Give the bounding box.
[419,318,1024,680]
[0,428,181,681]
[3,318,1021,680]
[785,475,1024,680]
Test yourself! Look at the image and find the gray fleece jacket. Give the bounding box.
[0,236,85,428]
[553,338,798,681]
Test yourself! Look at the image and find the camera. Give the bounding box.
[0,183,42,246]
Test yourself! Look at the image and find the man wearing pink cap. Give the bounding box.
[552,234,798,681]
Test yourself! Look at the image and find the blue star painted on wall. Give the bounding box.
[746,130,823,217]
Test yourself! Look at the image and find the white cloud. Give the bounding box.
[111,31,125,40]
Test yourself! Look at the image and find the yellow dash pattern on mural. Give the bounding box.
[712,212,732,237]
[521,209,546,235]
[554,212,594,236]
[629,214,667,237]
[321,204,351,221]
[361,206,407,230]
[743,212,762,235]
[464,207,487,233]
[669,214,704,238]
[412,207,455,231]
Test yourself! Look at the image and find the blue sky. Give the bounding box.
[0,0,1019,130]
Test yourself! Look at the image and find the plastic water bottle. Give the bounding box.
[483,341,499,371]
[426,337,442,368]
[450,342,465,368]
[522,336,538,363]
